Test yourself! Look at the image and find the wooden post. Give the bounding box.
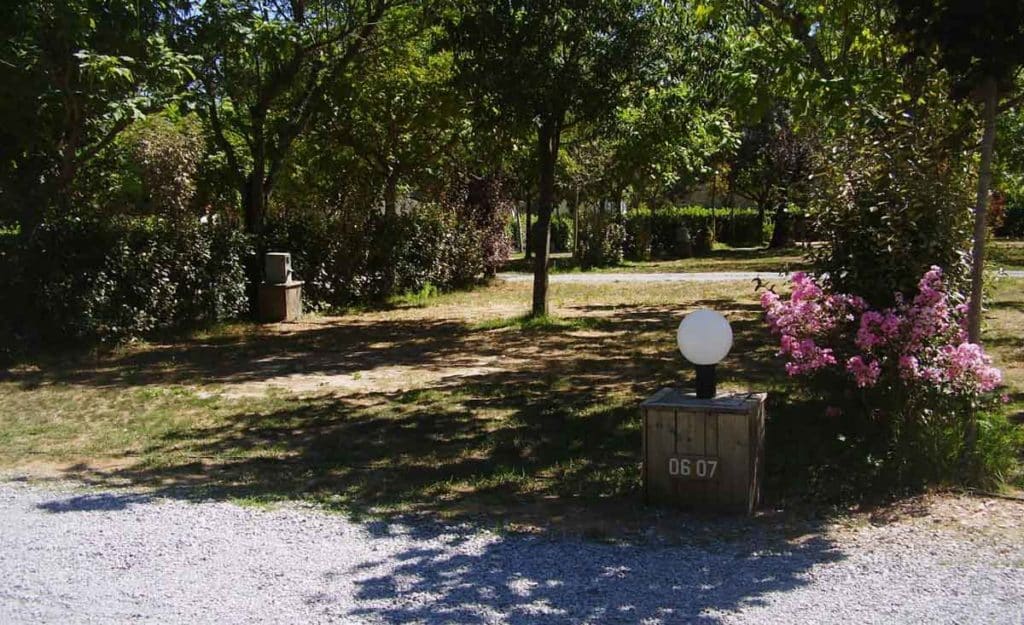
[641,388,766,514]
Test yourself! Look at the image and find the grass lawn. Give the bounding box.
[991,239,1024,270]
[502,245,809,274]
[1,275,1021,533]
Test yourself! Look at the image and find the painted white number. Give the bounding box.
[667,456,718,479]
[706,459,718,478]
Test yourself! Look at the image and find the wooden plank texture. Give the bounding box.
[673,409,703,505]
[644,407,677,503]
[641,391,766,514]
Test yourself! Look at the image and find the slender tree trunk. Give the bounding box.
[511,201,523,252]
[524,196,533,260]
[963,76,999,468]
[967,77,998,343]
[242,127,269,316]
[242,171,268,317]
[572,187,580,258]
[532,118,560,317]
[756,203,767,246]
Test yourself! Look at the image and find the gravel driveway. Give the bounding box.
[2,482,1022,625]
[496,271,791,284]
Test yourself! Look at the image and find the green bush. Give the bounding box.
[265,195,511,310]
[715,207,765,247]
[550,215,574,253]
[808,98,973,306]
[7,214,250,343]
[623,206,761,260]
[577,212,625,269]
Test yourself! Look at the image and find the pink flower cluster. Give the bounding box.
[846,355,881,388]
[761,267,1002,397]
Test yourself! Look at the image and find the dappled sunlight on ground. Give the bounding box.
[1,277,1021,534]
[0,280,788,530]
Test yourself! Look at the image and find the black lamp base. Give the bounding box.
[695,364,716,399]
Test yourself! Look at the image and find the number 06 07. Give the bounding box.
[668,456,718,479]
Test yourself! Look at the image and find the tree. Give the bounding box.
[892,0,1024,467]
[324,8,465,217]
[0,0,191,232]
[730,0,982,278]
[187,0,406,303]
[729,108,813,248]
[448,1,668,316]
[892,0,1024,344]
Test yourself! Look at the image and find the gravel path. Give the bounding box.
[497,271,790,284]
[497,269,1024,284]
[2,482,1023,624]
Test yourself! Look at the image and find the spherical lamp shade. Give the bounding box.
[677,309,733,365]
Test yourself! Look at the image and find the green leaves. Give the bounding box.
[74,51,136,85]
[448,1,669,130]
[0,0,195,223]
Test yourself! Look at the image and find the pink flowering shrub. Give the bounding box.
[759,266,1011,489]
[761,267,1002,398]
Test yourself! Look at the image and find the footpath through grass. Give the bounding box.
[1,275,1021,532]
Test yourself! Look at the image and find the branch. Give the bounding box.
[998,92,1024,114]
[202,77,245,188]
[752,0,833,80]
[266,11,384,191]
[77,117,132,165]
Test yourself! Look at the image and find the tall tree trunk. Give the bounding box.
[963,76,999,467]
[756,202,767,247]
[768,202,792,248]
[510,201,523,252]
[524,196,533,260]
[243,142,269,316]
[967,76,998,343]
[572,187,580,258]
[241,167,268,315]
[532,118,560,317]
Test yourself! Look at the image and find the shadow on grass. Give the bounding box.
[3,298,780,394]
[11,299,814,526]
[14,299,864,617]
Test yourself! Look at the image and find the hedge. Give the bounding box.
[623,206,762,260]
[4,214,250,343]
[265,198,510,310]
[3,193,510,344]
[509,214,574,254]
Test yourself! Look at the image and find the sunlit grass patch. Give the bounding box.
[990,240,1024,270]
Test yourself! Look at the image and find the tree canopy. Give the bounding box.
[1,0,1021,323]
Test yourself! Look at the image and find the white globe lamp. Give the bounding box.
[677,309,733,398]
